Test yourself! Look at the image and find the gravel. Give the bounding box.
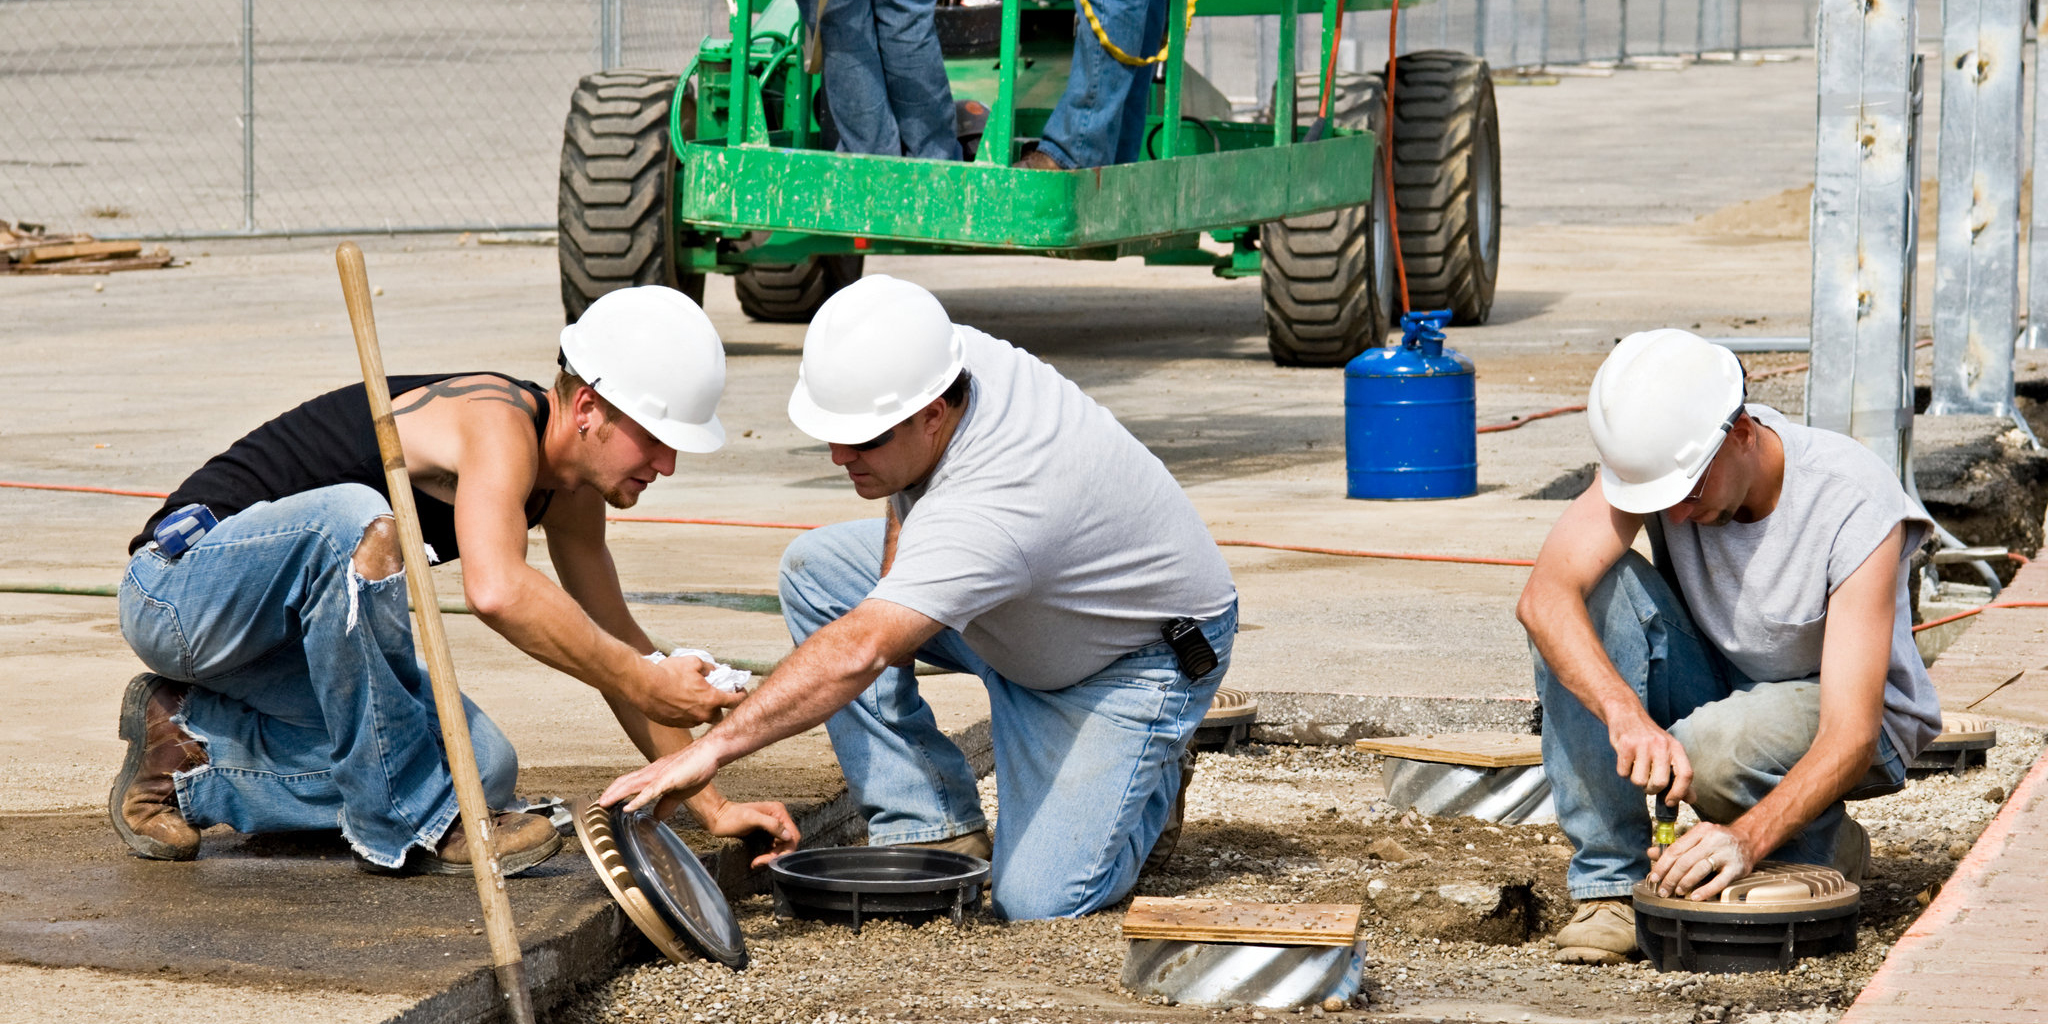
[558,730,2043,1024]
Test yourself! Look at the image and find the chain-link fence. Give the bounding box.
[3,0,1816,238]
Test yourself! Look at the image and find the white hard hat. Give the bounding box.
[1586,329,1747,514]
[787,275,966,444]
[558,285,726,454]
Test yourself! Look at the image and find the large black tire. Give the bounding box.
[1261,72,1396,367]
[559,69,704,324]
[734,254,864,323]
[1386,50,1500,325]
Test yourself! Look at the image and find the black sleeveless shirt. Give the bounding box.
[129,372,556,562]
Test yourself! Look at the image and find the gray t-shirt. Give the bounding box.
[867,327,1237,689]
[1664,405,1939,761]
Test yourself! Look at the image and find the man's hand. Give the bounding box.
[699,799,802,868]
[601,741,721,815]
[627,656,745,728]
[1647,821,1755,901]
[1608,708,1694,803]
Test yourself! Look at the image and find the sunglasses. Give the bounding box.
[848,426,896,452]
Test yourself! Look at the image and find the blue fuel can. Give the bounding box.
[1344,311,1477,500]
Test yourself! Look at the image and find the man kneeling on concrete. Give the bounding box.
[601,275,1238,918]
[114,287,797,874]
[1517,329,1939,963]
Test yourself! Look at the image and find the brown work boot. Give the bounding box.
[108,673,207,861]
[902,828,994,861]
[1551,898,1637,964]
[391,811,563,877]
[1012,148,1064,171]
[1142,749,1197,876]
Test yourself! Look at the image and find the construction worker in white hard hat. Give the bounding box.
[1517,328,1941,964]
[601,275,1240,919]
[112,286,797,875]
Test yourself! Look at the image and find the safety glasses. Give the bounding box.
[848,426,897,452]
[1677,402,1745,502]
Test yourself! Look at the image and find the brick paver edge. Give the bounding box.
[1839,738,2048,1020]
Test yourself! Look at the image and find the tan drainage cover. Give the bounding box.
[1203,687,1258,727]
[1634,862,1859,914]
[1929,714,1997,748]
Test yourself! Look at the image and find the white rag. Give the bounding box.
[642,647,753,693]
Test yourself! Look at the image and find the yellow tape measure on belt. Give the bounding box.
[1076,0,1198,66]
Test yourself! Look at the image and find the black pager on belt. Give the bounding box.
[1162,617,1218,679]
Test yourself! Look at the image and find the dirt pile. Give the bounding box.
[559,737,2043,1024]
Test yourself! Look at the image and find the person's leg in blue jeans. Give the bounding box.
[1532,550,1740,900]
[799,0,961,159]
[1036,0,1169,168]
[119,484,517,867]
[872,0,963,160]
[779,520,986,844]
[778,519,1236,918]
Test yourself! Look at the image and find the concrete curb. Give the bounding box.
[1838,737,2048,1021]
[1248,691,1541,745]
[382,719,996,1024]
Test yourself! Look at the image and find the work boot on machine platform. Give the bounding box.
[109,673,207,861]
[902,828,994,861]
[1551,898,1637,964]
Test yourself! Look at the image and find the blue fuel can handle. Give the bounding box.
[1343,311,1477,500]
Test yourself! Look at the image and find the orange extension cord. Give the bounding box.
[7,479,2039,623]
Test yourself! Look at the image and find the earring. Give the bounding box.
[578,424,587,437]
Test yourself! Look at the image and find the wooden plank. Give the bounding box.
[0,252,172,276]
[1929,559,2048,726]
[1353,731,1543,767]
[1120,897,1361,947]
[19,240,141,264]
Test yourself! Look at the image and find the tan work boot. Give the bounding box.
[1832,815,1870,886]
[1551,898,1637,964]
[1142,749,1197,876]
[903,828,993,861]
[1012,148,1063,171]
[371,811,563,877]
[109,673,207,861]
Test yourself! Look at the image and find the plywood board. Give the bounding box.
[1121,897,1361,947]
[1354,731,1543,767]
[19,240,141,264]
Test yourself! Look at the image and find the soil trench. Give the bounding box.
[558,736,2043,1024]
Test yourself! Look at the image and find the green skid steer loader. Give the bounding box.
[557,0,1499,366]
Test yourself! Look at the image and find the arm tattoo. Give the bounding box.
[391,376,537,417]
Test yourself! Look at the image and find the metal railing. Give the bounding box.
[2,0,1816,239]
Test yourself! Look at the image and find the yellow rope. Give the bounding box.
[1075,0,1197,67]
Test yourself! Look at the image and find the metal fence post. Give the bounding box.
[2026,0,2048,349]
[1928,0,2027,416]
[1696,0,1707,57]
[1731,0,1742,59]
[1620,0,1630,61]
[1807,0,1921,476]
[1476,0,1490,59]
[1578,0,1589,61]
[240,0,255,233]
[1541,0,1553,65]
[604,0,626,70]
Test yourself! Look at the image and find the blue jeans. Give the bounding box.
[117,484,518,868]
[780,519,1235,920]
[1532,552,1905,899]
[1036,0,1169,168]
[799,0,962,159]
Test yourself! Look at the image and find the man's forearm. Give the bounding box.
[696,617,895,769]
[472,563,645,695]
[1730,729,1876,856]
[1522,582,1646,728]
